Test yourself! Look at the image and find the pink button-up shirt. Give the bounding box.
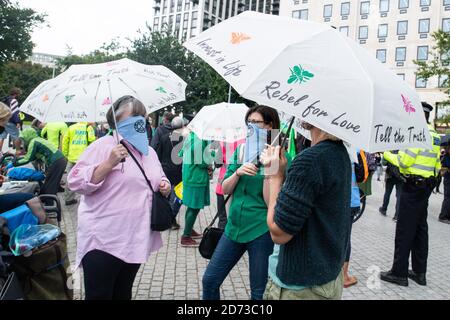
[68,135,168,269]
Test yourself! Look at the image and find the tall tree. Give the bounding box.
[415,30,450,123]
[0,1,45,65]
[0,60,52,101]
[56,39,126,71]
[128,28,232,114]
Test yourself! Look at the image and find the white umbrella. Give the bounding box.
[20,58,187,123]
[184,11,431,152]
[188,102,248,142]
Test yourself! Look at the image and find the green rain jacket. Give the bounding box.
[17,129,65,167]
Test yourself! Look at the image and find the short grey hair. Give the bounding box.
[106,95,147,129]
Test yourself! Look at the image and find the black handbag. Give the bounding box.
[0,252,23,300]
[121,142,174,232]
[199,195,231,259]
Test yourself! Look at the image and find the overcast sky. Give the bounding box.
[17,0,153,56]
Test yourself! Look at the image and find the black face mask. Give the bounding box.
[0,126,4,134]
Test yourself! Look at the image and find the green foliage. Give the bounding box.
[0,60,52,101]
[0,1,46,65]
[415,30,450,124]
[128,27,234,114]
[56,39,126,71]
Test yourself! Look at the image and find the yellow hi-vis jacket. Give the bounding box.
[384,124,441,178]
[41,122,68,149]
[62,122,96,163]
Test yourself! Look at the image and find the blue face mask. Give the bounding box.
[117,116,149,156]
[244,123,268,163]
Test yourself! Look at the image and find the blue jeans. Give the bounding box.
[202,232,274,300]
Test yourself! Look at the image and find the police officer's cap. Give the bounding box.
[421,102,433,113]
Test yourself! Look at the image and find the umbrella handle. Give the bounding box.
[255,116,295,168]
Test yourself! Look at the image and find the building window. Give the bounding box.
[153,17,160,30]
[161,16,168,29]
[396,47,406,61]
[439,74,449,87]
[376,49,387,63]
[380,0,390,12]
[445,0,450,5]
[415,76,427,88]
[339,26,349,36]
[443,18,450,32]
[378,24,388,37]
[359,26,369,39]
[177,0,182,12]
[184,0,190,10]
[182,13,189,31]
[419,19,430,33]
[170,0,175,13]
[292,9,308,20]
[442,50,450,66]
[323,4,333,17]
[417,46,429,60]
[399,0,409,8]
[341,2,350,15]
[397,20,408,35]
[397,73,405,80]
[360,1,370,15]
[420,0,431,6]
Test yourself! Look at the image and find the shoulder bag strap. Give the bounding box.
[120,141,154,193]
[207,194,232,228]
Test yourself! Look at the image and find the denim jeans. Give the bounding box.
[202,232,274,300]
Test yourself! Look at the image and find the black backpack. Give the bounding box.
[354,151,369,183]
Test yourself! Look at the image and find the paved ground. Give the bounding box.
[2,135,449,300]
[58,170,450,300]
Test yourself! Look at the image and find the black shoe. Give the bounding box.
[438,218,450,224]
[393,216,398,222]
[379,207,387,216]
[65,199,78,206]
[171,221,180,230]
[380,271,408,286]
[408,270,426,286]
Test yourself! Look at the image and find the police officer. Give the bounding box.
[380,102,441,287]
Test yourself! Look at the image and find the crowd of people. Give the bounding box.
[1,86,449,300]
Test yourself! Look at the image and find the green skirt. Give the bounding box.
[183,185,210,209]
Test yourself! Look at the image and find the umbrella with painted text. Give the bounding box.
[184,11,431,152]
[19,58,187,123]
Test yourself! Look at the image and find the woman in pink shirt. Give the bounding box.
[68,96,171,300]
[215,140,243,229]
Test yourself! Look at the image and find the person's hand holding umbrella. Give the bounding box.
[259,145,288,179]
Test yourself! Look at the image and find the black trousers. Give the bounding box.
[82,250,141,300]
[381,176,403,218]
[216,193,228,230]
[40,157,67,196]
[392,182,434,277]
[439,174,450,220]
